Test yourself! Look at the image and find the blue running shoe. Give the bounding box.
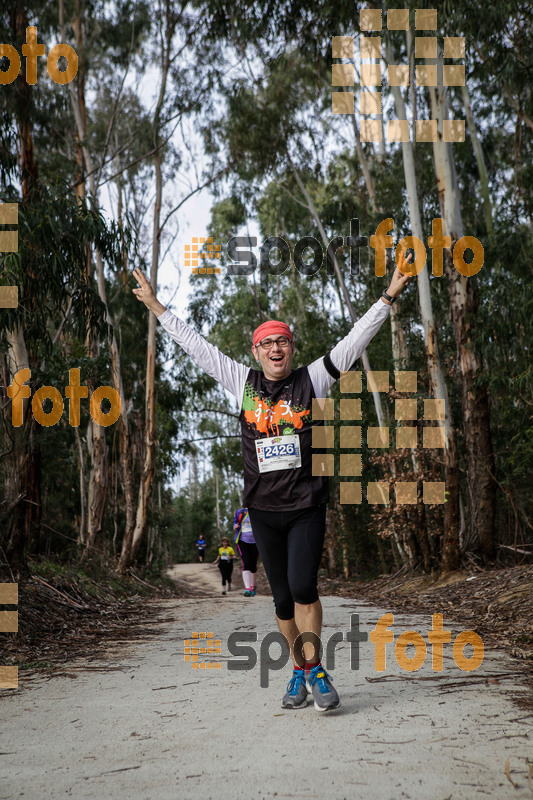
[306,665,340,712]
[243,589,251,597]
[250,586,256,596]
[281,668,308,709]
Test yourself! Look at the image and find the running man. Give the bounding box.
[133,262,411,711]
[233,507,258,597]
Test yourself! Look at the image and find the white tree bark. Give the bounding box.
[62,0,137,558]
[461,84,493,236]
[291,166,387,426]
[124,7,176,569]
[291,165,412,563]
[385,37,459,569]
[385,41,450,420]
[428,72,495,562]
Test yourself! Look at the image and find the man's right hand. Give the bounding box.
[132,268,167,317]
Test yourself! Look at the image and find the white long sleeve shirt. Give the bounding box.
[158,300,390,510]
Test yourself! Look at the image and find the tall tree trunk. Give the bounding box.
[72,3,86,204]
[215,470,221,537]
[346,82,421,567]
[74,427,87,544]
[389,291,432,570]
[2,328,34,571]
[63,3,109,553]
[1,7,41,571]
[86,417,107,551]
[386,38,460,571]
[120,9,176,570]
[124,137,161,568]
[291,165,411,563]
[461,84,493,236]
[62,0,138,559]
[429,80,496,563]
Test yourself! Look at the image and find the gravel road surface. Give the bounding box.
[1,563,531,799]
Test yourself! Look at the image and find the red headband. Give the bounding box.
[252,321,293,347]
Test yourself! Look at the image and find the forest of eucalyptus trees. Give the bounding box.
[0,0,531,578]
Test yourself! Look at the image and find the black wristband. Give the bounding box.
[382,290,397,304]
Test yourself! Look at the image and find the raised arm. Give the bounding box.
[132,268,167,316]
[380,264,411,305]
[132,268,249,401]
[308,258,413,397]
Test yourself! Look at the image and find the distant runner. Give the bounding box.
[213,537,234,595]
[233,507,258,597]
[133,260,411,711]
[196,535,207,563]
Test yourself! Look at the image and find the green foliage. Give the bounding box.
[2,0,532,579]
[0,191,118,355]
[176,0,533,576]
[166,473,239,563]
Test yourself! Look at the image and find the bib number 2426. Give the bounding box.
[256,434,302,474]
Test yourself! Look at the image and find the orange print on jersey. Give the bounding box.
[244,396,310,435]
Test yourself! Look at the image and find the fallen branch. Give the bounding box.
[499,544,533,556]
[128,572,159,591]
[31,576,89,610]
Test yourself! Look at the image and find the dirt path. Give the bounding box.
[1,564,532,799]
[167,562,236,596]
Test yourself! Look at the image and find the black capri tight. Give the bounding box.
[236,540,258,573]
[248,505,326,620]
[218,560,233,586]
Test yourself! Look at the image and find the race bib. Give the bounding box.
[256,435,301,474]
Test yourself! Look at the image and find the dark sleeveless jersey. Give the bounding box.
[240,367,328,511]
[157,299,391,513]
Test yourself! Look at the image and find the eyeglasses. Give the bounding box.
[257,336,292,350]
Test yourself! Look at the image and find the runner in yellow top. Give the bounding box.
[213,537,235,595]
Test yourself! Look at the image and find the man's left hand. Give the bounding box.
[382,252,413,303]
